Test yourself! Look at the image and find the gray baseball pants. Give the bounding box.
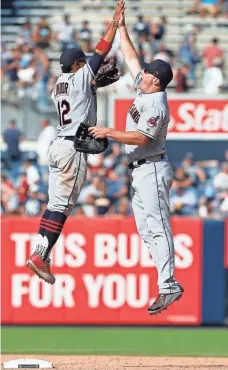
[47,137,87,216]
[131,158,181,294]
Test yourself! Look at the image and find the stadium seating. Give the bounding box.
[2,0,228,86]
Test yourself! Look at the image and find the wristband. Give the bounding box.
[96,39,111,54]
[111,20,119,28]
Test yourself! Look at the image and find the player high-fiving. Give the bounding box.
[26,1,125,285]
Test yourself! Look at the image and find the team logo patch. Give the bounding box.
[147,116,159,127]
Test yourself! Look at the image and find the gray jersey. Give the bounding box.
[51,61,97,137]
[125,71,170,163]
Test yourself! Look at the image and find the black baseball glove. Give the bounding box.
[94,57,120,88]
[74,122,109,154]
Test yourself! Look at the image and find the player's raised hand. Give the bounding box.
[113,0,126,23]
[118,10,126,27]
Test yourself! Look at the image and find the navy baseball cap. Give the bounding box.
[60,48,89,67]
[142,59,173,88]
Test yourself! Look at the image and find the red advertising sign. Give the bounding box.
[1,217,202,325]
[114,98,228,139]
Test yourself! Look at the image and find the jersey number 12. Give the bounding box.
[57,100,72,126]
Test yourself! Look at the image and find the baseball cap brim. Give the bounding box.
[142,61,158,76]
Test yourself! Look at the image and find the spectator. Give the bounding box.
[37,120,56,166]
[54,14,75,51]
[1,42,12,69]
[182,152,206,186]
[175,64,189,92]
[200,0,220,17]
[186,0,200,14]
[17,172,29,205]
[172,167,193,190]
[33,17,52,49]
[1,174,19,214]
[149,16,167,41]
[137,33,154,63]
[25,189,41,216]
[203,61,224,94]
[17,20,33,46]
[67,30,80,50]
[220,194,228,216]
[106,169,128,203]
[17,58,36,98]
[104,143,122,169]
[224,0,228,18]
[133,15,150,39]
[213,162,228,191]
[179,30,201,83]
[87,153,104,173]
[199,196,220,218]
[24,160,40,192]
[154,44,173,64]
[202,38,224,68]
[225,149,228,162]
[80,20,92,50]
[34,47,50,110]
[2,48,21,87]
[78,175,105,216]
[170,186,198,216]
[20,43,33,65]
[3,120,24,162]
[108,196,132,217]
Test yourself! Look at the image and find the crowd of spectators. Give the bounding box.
[1,119,228,219]
[187,0,228,18]
[1,1,227,102]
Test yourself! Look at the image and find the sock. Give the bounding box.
[36,211,67,261]
[39,208,52,236]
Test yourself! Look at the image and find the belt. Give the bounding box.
[128,154,165,170]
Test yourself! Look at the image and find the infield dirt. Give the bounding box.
[2,355,228,370]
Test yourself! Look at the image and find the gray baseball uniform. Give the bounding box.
[47,62,96,216]
[126,72,181,294]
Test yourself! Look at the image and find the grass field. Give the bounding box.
[2,327,228,357]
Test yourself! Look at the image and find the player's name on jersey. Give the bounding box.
[54,82,69,97]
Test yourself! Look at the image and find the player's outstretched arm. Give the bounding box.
[95,0,125,56]
[119,12,141,79]
[89,0,125,75]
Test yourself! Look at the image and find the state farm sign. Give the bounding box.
[112,97,228,139]
[1,217,202,325]
[168,100,228,139]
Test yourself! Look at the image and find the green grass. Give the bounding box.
[2,327,228,357]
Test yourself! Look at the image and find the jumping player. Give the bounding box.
[89,11,184,315]
[26,1,125,284]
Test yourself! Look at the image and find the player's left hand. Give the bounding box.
[89,126,111,139]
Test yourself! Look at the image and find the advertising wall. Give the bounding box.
[2,217,203,325]
[109,95,228,140]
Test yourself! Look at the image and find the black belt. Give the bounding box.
[128,154,165,170]
[59,136,75,142]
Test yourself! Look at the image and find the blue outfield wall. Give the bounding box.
[202,220,226,325]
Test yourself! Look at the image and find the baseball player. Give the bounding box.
[89,12,184,315]
[26,1,125,284]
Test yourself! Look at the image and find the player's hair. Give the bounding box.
[61,65,72,73]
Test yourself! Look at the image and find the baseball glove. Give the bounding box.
[94,57,120,88]
[74,122,109,154]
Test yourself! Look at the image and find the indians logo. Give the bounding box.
[147,116,159,127]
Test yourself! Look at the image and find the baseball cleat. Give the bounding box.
[26,252,55,285]
[148,288,184,315]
